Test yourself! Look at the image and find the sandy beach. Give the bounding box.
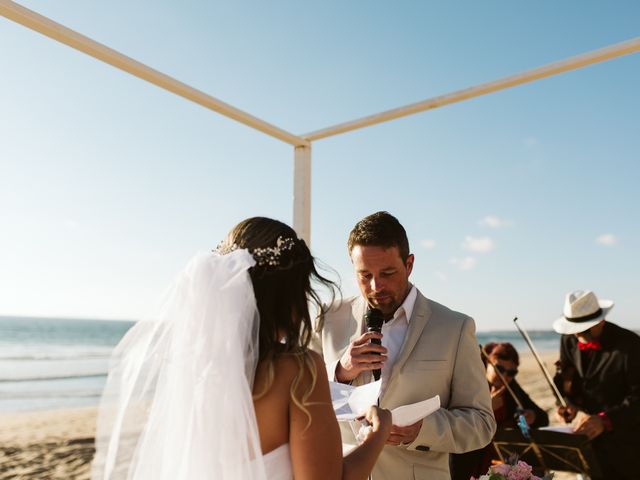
[0,406,96,479]
[0,352,580,479]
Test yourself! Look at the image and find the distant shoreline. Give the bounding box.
[0,314,136,323]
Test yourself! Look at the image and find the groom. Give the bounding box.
[313,211,495,480]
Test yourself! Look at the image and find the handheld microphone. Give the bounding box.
[364,308,384,381]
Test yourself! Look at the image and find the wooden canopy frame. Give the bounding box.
[2,0,638,243]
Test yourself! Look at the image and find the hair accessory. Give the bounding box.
[215,236,297,267]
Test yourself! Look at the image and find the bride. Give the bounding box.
[91,217,391,480]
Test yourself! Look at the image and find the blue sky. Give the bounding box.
[1,1,638,331]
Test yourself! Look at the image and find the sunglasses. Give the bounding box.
[494,364,518,377]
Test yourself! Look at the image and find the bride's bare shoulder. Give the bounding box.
[255,350,326,390]
[273,350,325,378]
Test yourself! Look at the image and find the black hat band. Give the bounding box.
[565,308,603,323]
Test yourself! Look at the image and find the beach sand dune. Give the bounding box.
[0,352,582,479]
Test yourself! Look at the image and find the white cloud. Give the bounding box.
[420,239,436,249]
[596,234,618,247]
[450,257,476,271]
[434,271,447,282]
[524,137,539,148]
[478,215,512,228]
[462,236,494,253]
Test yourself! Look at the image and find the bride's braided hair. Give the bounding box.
[217,217,339,427]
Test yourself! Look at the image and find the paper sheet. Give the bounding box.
[539,425,575,434]
[390,395,440,427]
[329,380,440,426]
[329,380,381,421]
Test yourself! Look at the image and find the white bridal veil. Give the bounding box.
[92,250,267,480]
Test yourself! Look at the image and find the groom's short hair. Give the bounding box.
[348,211,410,263]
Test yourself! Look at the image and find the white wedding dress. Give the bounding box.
[263,444,293,480]
[91,250,295,480]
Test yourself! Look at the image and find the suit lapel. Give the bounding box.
[584,323,613,379]
[585,350,610,379]
[572,341,584,377]
[350,297,366,340]
[350,298,372,386]
[387,292,432,386]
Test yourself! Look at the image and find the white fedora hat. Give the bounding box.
[553,290,614,335]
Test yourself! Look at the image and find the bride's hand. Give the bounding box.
[364,405,392,437]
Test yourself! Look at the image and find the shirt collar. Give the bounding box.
[390,285,417,325]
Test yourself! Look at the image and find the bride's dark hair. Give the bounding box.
[220,217,338,423]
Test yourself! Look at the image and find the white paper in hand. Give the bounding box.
[329,380,381,421]
[391,395,440,427]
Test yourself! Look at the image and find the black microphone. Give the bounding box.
[365,308,384,381]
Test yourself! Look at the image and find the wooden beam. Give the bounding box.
[0,0,309,147]
[302,37,640,141]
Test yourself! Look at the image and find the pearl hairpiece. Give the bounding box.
[215,236,297,267]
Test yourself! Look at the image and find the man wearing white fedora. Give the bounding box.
[552,290,640,480]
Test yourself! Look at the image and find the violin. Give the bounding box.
[553,360,583,405]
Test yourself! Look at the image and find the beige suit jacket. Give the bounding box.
[312,290,495,480]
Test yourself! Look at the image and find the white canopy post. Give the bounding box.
[293,145,312,244]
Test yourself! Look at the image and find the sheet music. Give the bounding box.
[539,425,575,434]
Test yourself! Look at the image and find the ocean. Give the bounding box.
[0,316,134,413]
[0,316,562,414]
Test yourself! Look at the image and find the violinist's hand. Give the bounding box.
[556,404,578,423]
[574,414,605,440]
[490,385,506,411]
[523,409,537,425]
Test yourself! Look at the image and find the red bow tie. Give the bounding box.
[578,341,602,352]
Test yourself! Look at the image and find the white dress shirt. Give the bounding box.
[379,285,417,395]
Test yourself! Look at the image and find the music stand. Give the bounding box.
[492,428,602,478]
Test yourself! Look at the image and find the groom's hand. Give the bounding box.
[387,419,423,446]
[335,332,387,383]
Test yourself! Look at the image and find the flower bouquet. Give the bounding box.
[472,459,553,480]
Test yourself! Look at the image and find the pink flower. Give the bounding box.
[482,459,542,480]
[516,460,533,473]
[506,461,533,480]
[507,471,528,480]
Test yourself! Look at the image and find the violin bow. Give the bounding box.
[513,317,567,409]
[480,345,525,411]
[481,344,548,471]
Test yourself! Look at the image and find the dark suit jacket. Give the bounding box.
[559,321,640,480]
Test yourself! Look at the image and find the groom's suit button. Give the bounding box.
[416,445,430,452]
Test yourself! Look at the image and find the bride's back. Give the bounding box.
[253,356,296,454]
[253,349,347,480]
[219,217,337,451]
